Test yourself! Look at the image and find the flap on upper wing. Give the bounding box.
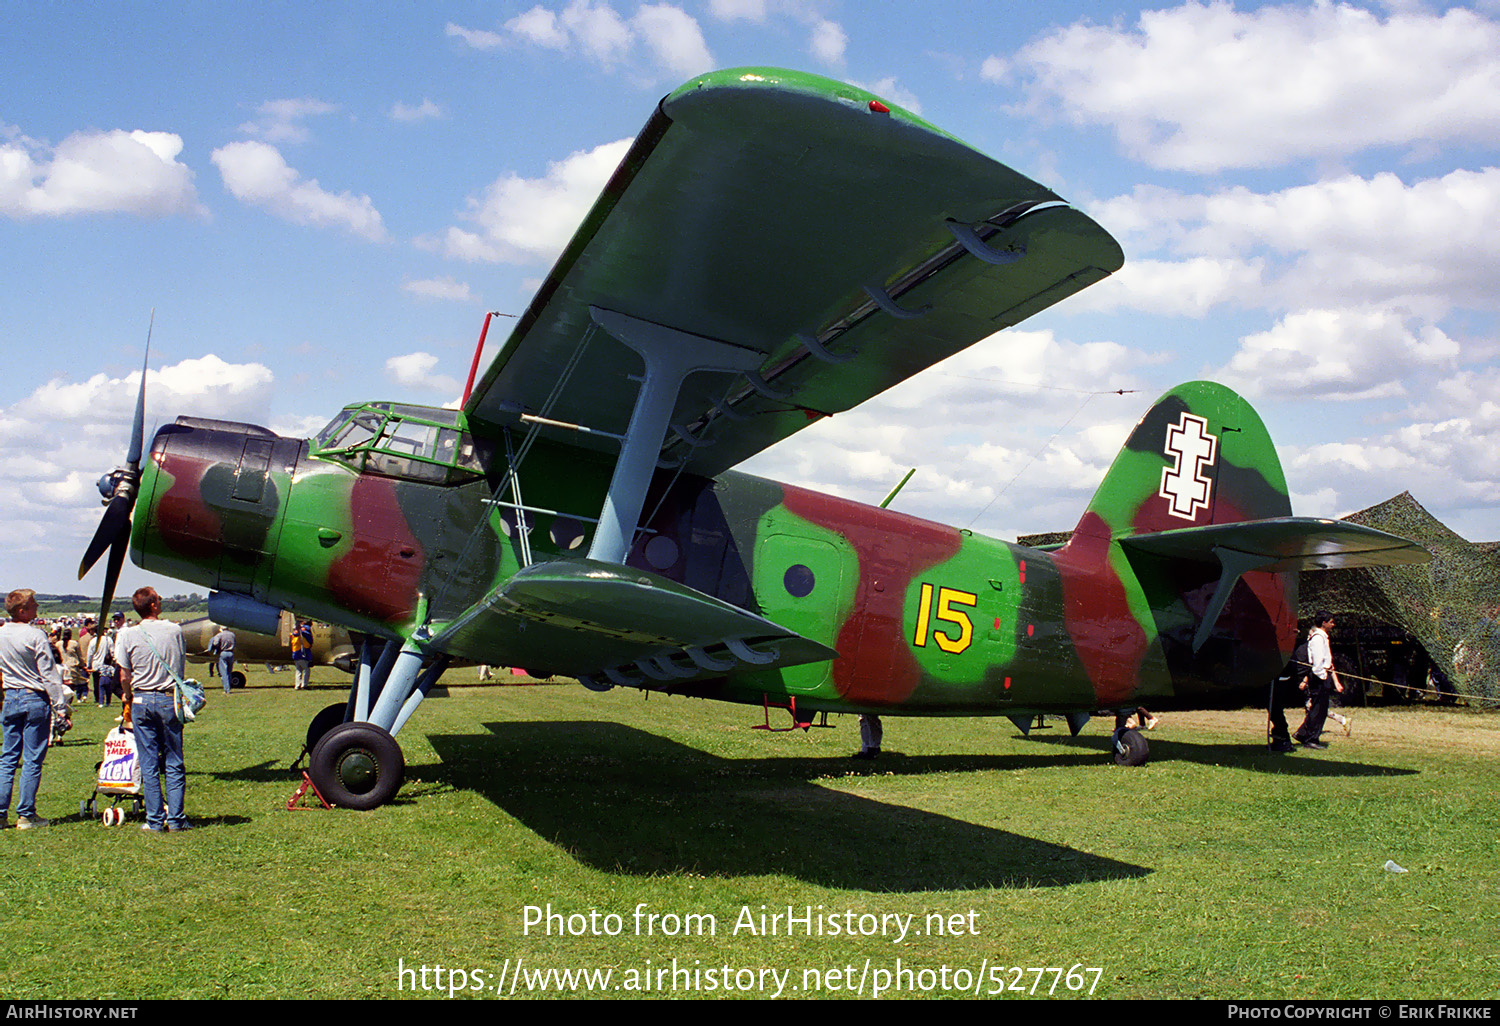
[463,67,1123,478]
[1120,517,1433,572]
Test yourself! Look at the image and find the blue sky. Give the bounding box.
[4,0,1499,597]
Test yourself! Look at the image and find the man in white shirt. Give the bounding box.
[0,589,65,828]
[1295,611,1343,750]
[116,587,192,833]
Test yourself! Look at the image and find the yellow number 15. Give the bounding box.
[912,584,977,654]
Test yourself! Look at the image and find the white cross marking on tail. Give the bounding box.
[1159,412,1218,520]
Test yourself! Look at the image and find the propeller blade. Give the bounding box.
[98,525,131,628]
[126,309,153,467]
[81,310,153,616]
[78,490,133,580]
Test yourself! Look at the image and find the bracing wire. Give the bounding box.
[963,386,1136,530]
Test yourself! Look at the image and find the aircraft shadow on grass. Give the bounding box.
[425,721,1151,892]
[1018,732,1418,778]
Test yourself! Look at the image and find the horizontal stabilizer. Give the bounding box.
[1121,518,1430,653]
[1120,517,1431,572]
[433,559,838,687]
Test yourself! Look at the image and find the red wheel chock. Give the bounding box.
[286,772,332,811]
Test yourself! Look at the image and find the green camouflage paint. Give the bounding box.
[135,348,1306,731]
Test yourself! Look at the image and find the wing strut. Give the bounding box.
[585,307,764,564]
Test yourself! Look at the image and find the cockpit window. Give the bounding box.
[327,410,384,452]
[310,403,489,485]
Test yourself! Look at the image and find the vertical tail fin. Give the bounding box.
[1077,380,1291,541]
[1053,382,1297,707]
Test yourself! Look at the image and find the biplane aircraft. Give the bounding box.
[79,68,1428,809]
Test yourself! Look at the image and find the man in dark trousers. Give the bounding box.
[1295,611,1343,750]
[1268,635,1310,753]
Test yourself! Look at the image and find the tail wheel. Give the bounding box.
[309,721,405,810]
[1113,728,1149,767]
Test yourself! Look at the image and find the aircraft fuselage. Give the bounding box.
[132,412,1294,719]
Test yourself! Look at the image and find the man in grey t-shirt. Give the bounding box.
[116,587,191,832]
[0,588,64,828]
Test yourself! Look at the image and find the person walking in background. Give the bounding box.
[1295,611,1343,750]
[60,627,86,702]
[211,625,236,695]
[89,623,116,708]
[291,620,313,690]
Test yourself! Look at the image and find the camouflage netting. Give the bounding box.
[1301,492,1500,704]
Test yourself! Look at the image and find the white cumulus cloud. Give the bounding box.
[402,277,473,302]
[1095,168,1500,318]
[1220,307,1461,401]
[445,22,506,49]
[456,1,713,79]
[1014,1,1500,172]
[436,137,632,264]
[211,141,388,241]
[238,98,339,144]
[0,127,200,218]
[1071,258,1266,317]
[808,19,846,65]
[742,327,1163,540]
[708,0,766,21]
[0,354,278,569]
[634,3,715,76]
[385,352,462,396]
[391,99,444,122]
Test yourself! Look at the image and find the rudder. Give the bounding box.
[1078,380,1291,541]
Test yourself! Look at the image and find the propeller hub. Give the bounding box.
[96,468,129,503]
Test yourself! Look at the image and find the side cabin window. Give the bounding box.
[311,403,489,485]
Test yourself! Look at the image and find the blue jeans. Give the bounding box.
[132,691,187,830]
[218,654,234,694]
[0,689,51,821]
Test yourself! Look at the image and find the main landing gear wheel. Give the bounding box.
[230,670,247,689]
[308,721,405,810]
[1113,728,1149,767]
[305,702,349,753]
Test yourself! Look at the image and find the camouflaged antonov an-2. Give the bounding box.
[83,69,1430,808]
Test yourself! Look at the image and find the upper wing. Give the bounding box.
[463,67,1124,477]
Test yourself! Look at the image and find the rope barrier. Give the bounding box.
[1289,661,1496,707]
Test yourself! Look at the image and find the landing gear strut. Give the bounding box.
[290,633,445,809]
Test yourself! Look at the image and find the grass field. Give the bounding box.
[5,665,1498,1001]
